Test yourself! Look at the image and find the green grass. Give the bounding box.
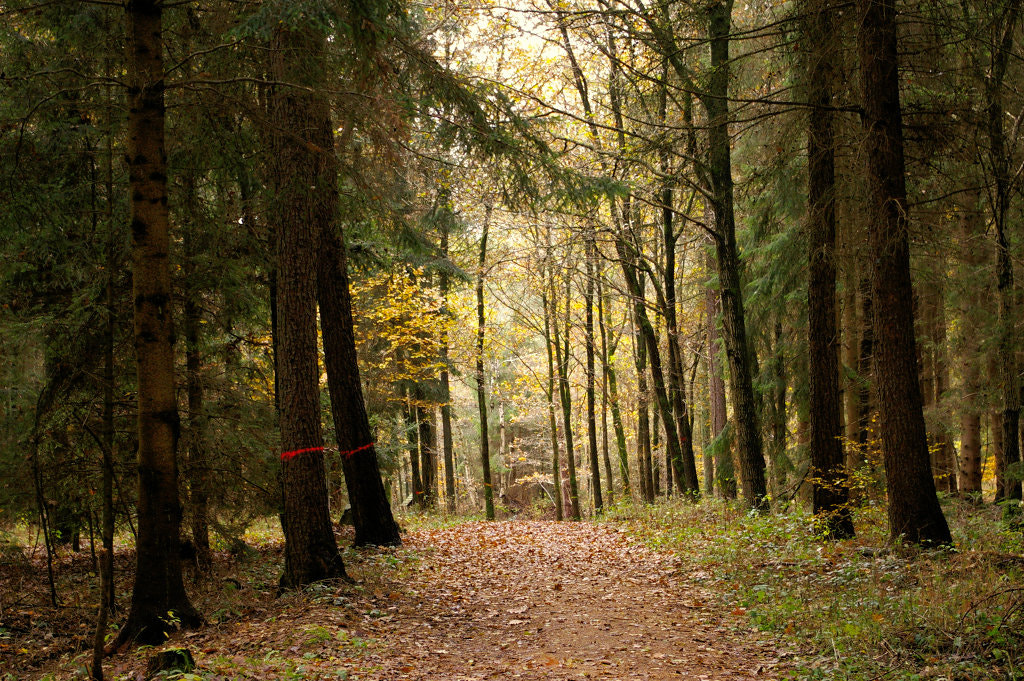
[609,496,1024,681]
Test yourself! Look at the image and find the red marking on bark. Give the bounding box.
[338,442,374,458]
[280,446,324,461]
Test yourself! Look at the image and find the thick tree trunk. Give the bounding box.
[986,0,1023,505]
[476,205,495,520]
[270,24,347,586]
[318,227,402,544]
[113,0,200,647]
[705,0,768,509]
[858,0,951,544]
[806,0,853,539]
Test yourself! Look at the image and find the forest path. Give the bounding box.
[360,520,789,680]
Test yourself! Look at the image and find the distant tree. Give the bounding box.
[476,205,496,520]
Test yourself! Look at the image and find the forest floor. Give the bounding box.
[3,498,1023,681]
[5,517,794,681]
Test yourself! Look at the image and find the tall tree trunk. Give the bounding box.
[112,0,200,647]
[858,0,951,544]
[599,275,630,496]
[769,321,789,496]
[929,278,957,494]
[585,235,603,512]
[855,274,874,452]
[101,86,117,615]
[182,177,211,569]
[597,269,616,503]
[543,289,564,520]
[476,205,495,520]
[183,263,211,567]
[636,326,654,503]
[986,0,1023,504]
[440,222,457,514]
[270,23,347,586]
[993,407,1007,500]
[806,0,853,539]
[405,390,423,507]
[958,190,984,497]
[705,234,736,499]
[658,75,700,496]
[614,237,692,499]
[843,264,862,470]
[554,271,582,519]
[705,0,768,508]
[417,396,437,508]
[318,228,402,543]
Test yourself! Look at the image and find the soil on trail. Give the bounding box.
[365,520,789,680]
[12,519,794,680]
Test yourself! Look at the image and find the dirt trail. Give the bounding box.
[363,520,790,680]
[56,520,792,680]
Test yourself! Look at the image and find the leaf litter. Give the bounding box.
[12,520,795,679]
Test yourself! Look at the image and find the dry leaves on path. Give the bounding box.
[31,520,794,680]
[363,520,792,680]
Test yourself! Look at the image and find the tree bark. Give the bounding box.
[614,236,694,499]
[857,0,951,544]
[112,0,200,647]
[985,0,1023,504]
[585,235,603,512]
[417,398,437,508]
[543,289,564,520]
[553,270,582,519]
[318,223,402,544]
[806,0,853,539]
[705,0,768,509]
[269,22,347,586]
[405,390,423,507]
[958,190,985,497]
[929,279,957,494]
[182,179,211,569]
[597,268,616,503]
[101,93,117,614]
[599,274,630,496]
[704,233,735,499]
[440,222,457,514]
[476,205,495,520]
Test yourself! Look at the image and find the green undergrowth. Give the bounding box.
[609,496,1024,681]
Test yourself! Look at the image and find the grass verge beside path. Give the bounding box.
[608,497,1024,681]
